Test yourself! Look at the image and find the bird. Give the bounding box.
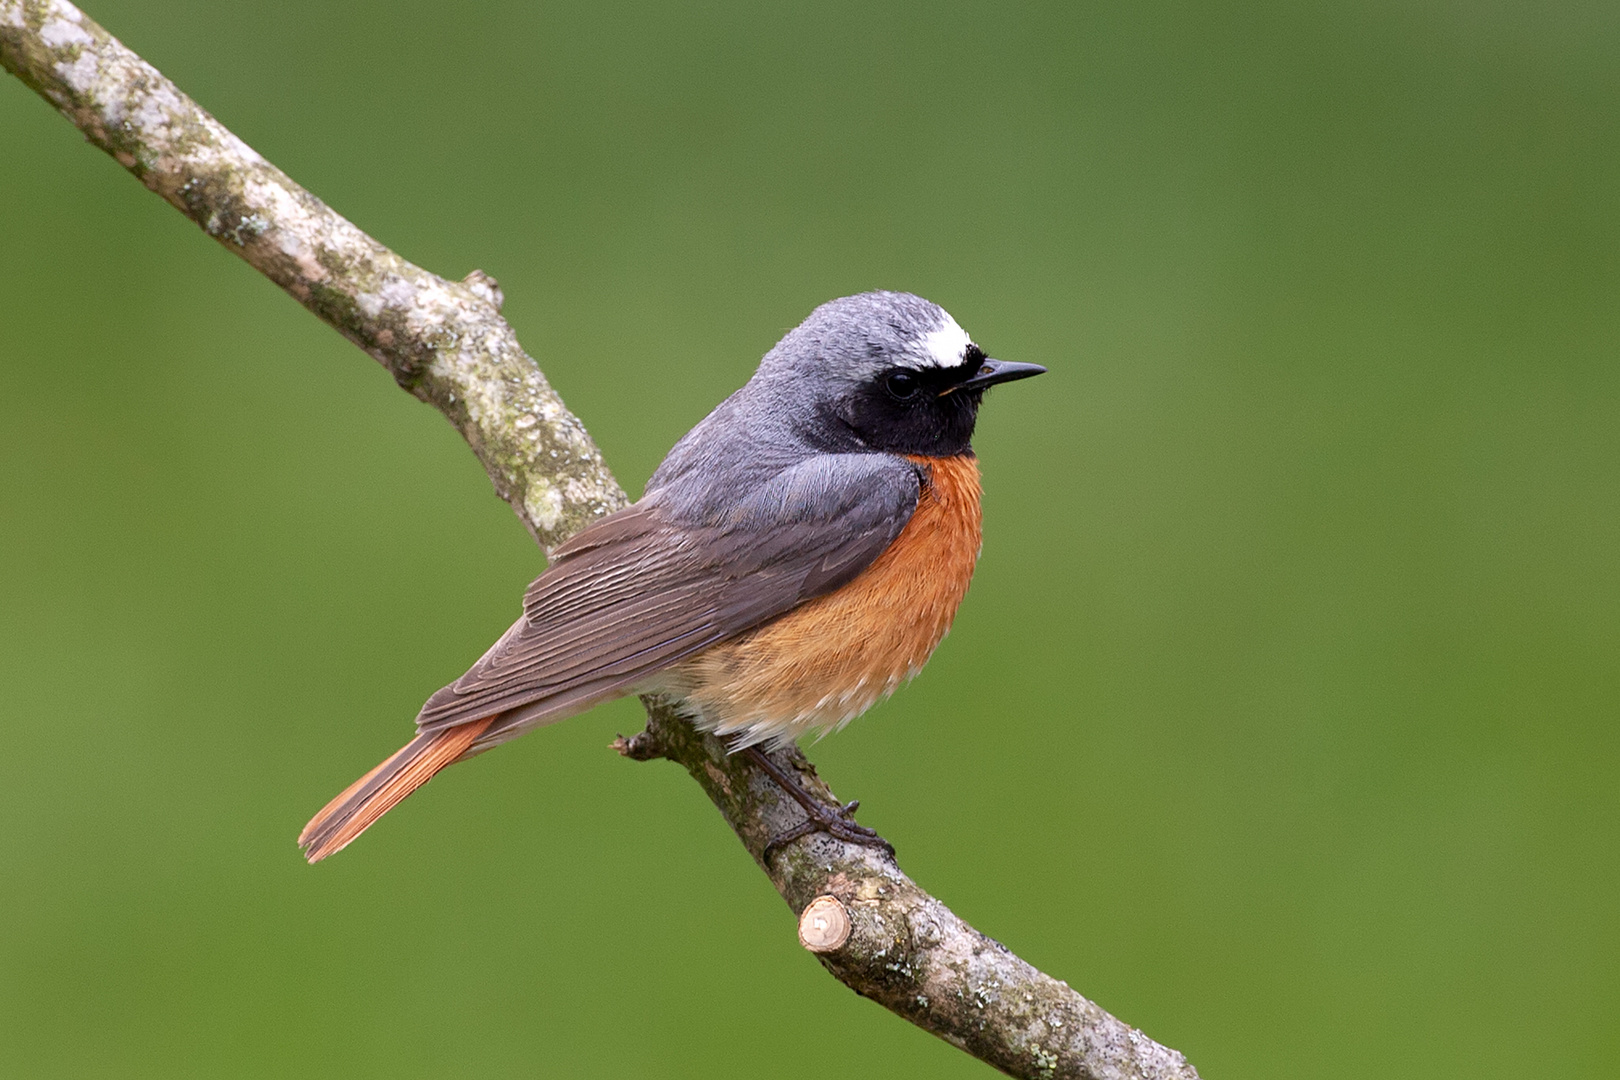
[298,291,1045,863]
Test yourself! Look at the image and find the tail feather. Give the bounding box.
[299,717,494,863]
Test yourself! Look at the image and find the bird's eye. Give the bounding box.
[884,370,920,400]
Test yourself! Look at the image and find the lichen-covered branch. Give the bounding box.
[1,5,1199,1077]
[616,709,1199,1079]
[0,0,623,549]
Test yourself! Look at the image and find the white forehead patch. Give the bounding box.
[917,312,972,369]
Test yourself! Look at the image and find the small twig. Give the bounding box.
[1,5,1200,1077]
[609,727,665,762]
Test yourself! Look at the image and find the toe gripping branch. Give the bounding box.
[740,746,896,861]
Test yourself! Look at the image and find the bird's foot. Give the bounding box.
[760,798,894,861]
[739,746,896,861]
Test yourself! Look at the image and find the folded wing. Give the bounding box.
[299,454,921,861]
[415,453,923,751]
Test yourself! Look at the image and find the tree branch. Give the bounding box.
[1,4,1199,1077]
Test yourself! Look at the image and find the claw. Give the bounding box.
[741,747,895,862]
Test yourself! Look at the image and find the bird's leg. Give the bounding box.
[738,745,895,861]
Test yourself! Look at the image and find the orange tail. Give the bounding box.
[298,717,494,863]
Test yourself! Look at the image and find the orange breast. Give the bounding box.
[671,454,983,748]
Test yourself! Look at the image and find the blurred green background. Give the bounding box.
[3,1,1617,1076]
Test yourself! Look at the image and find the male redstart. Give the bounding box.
[299,291,1044,862]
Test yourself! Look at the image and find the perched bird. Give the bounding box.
[299,291,1044,862]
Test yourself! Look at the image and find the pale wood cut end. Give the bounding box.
[798,895,852,953]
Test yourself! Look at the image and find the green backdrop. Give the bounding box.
[3,2,1616,1076]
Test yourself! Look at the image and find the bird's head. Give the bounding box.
[754,291,1045,457]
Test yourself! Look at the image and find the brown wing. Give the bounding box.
[413,455,922,749]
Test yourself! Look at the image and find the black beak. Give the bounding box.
[946,358,1047,394]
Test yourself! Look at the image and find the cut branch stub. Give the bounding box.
[798,896,853,953]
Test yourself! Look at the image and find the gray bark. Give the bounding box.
[1,4,1200,1077]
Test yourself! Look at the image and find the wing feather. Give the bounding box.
[413,455,921,748]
